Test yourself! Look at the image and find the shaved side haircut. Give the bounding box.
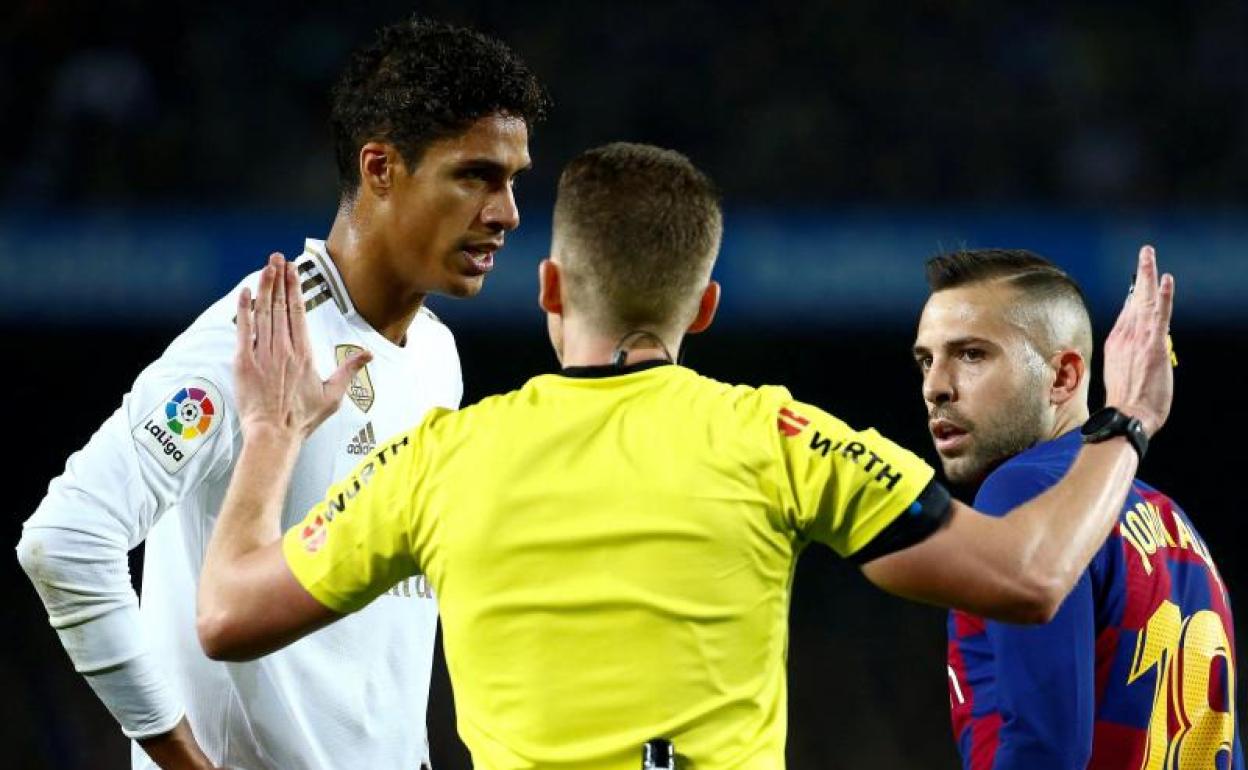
[926,248,1094,360]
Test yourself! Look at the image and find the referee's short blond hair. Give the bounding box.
[553,142,722,336]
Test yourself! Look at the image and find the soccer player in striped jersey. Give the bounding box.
[197,143,1176,769]
[16,18,547,770]
[914,249,1241,769]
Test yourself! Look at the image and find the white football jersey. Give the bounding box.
[22,239,458,770]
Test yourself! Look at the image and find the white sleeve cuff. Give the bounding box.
[18,525,184,738]
[83,656,186,739]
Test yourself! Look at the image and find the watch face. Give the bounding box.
[1083,408,1120,435]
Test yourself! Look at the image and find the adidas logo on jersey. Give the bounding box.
[298,258,338,313]
[347,422,376,456]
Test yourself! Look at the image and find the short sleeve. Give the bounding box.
[775,398,937,559]
[283,414,442,614]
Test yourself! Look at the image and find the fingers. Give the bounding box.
[1158,272,1177,369]
[236,287,254,366]
[1109,291,1129,337]
[1131,245,1158,310]
[1134,247,1173,343]
[1157,272,1175,339]
[324,350,373,404]
[1113,244,1162,341]
[254,262,274,360]
[270,254,290,356]
[287,261,313,356]
[252,253,289,362]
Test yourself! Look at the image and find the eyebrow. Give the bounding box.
[911,336,994,356]
[455,157,532,176]
[945,336,992,349]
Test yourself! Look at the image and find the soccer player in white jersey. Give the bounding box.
[16,18,548,770]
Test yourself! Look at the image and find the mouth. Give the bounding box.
[930,419,970,455]
[460,241,501,277]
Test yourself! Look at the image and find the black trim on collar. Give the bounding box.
[560,360,673,379]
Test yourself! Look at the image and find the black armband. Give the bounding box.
[848,479,952,565]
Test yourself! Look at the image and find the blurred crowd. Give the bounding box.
[4,0,1248,209]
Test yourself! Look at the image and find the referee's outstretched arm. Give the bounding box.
[196,156,1174,663]
[861,245,1173,625]
[199,245,1172,661]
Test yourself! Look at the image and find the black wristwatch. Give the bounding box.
[1080,407,1149,461]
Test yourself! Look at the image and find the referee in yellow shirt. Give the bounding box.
[197,143,1176,769]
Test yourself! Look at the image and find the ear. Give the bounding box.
[1049,349,1086,406]
[538,259,563,315]
[686,281,721,334]
[358,142,398,198]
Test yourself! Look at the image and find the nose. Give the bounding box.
[481,184,520,233]
[922,356,955,407]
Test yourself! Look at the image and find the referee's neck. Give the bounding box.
[556,327,680,369]
[560,348,672,368]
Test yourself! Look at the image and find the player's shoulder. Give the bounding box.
[671,368,797,413]
[649,369,874,444]
[978,457,1058,493]
[141,273,258,385]
[409,304,457,350]
[125,253,342,428]
[417,304,445,328]
[1128,477,1197,530]
[434,366,795,428]
[403,386,506,453]
[178,254,337,343]
[691,374,867,441]
[182,263,267,330]
[991,430,1079,478]
[974,438,1074,516]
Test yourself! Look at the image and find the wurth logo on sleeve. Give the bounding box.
[300,514,328,553]
[777,408,810,438]
[301,433,413,554]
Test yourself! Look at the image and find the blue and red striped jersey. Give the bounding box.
[947,430,1242,769]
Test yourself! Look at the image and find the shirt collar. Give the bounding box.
[294,238,354,318]
[560,359,673,379]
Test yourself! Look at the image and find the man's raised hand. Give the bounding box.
[1102,245,1175,438]
[233,253,371,439]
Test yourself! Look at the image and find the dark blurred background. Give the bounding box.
[3,1,1246,768]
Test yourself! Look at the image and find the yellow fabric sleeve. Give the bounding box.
[775,398,935,558]
[281,421,431,614]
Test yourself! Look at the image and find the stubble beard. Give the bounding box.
[941,387,1049,486]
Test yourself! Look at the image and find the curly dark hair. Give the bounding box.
[330,18,550,201]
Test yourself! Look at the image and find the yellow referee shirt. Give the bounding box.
[283,362,938,769]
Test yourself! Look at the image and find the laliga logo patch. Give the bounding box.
[301,514,328,553]
[777,407,810,438]
[166,387,216,439]
[133,378,225,474]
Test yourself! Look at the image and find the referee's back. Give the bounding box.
[286,360,935,769]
